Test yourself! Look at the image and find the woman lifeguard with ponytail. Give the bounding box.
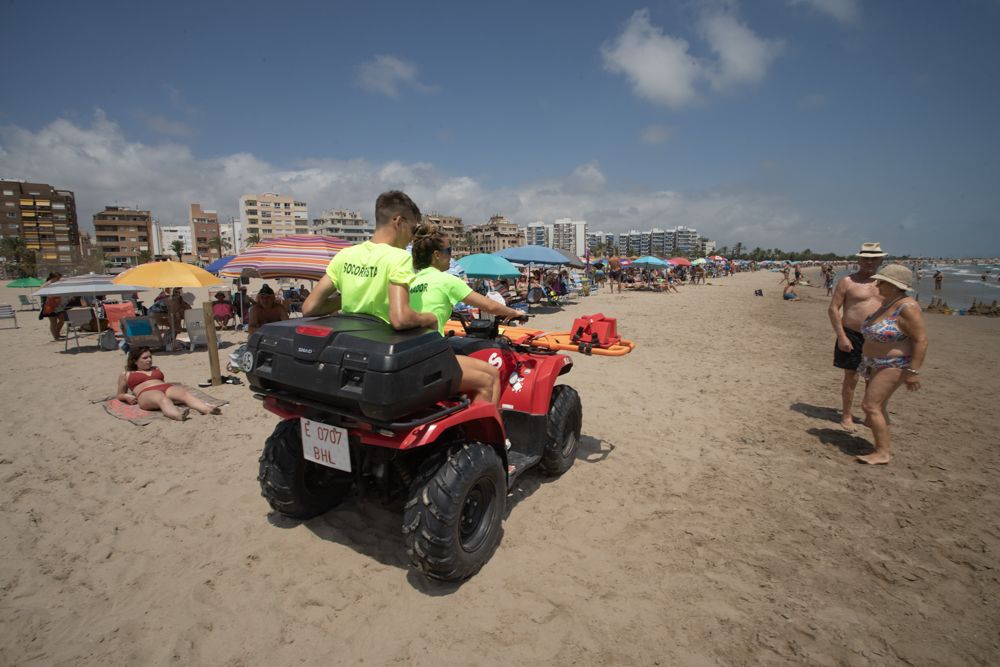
[408,223,526,404]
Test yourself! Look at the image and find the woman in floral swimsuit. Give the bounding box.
[857,264,929,465]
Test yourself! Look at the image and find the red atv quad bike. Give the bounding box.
[247,313,583,581]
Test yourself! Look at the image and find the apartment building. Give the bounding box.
[220,222,241,254]
[0,180,80,271]
[239,193,308,243]
[649,228,671,256]
[93,206,153,269]
[190,203,221,260]
[552,218,587,257]
[154,223,193,257]
[423,213,466,256]
[673,225,699,254]
[525,222,553,248]
[310,209,374,244]
[466,215,524,255]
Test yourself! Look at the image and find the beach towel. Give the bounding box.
[94,386,229,425]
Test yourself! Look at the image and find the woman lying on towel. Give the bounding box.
[116,347,221,421]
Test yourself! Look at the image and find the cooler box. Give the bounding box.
[246,314,461,422]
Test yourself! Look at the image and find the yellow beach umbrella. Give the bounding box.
[112,260,225,288]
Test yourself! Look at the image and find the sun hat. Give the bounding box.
[871,264,913,291]
[258,284,274,295]
[856,242,888,258]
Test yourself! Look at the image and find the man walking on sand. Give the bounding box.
[828,242,887,431]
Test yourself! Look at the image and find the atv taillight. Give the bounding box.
[295,325,332,337]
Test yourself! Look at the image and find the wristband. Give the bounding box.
[903,368,920,375]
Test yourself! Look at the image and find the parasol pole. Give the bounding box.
[202,302,222,386]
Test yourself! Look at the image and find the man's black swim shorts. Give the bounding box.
[833,328,865,371]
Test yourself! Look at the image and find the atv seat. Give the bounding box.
[447,336,503,356]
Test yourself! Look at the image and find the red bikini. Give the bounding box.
[127,368,173,396]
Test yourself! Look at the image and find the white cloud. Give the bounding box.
[698,12,784,90]
[641,124,672,144]
[0,112,814,250]
[602,8,782,109]
[356,55,437,98]
[788,0,861,25]
[601,9,702,109]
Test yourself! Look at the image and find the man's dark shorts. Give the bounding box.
[833,328,865,371]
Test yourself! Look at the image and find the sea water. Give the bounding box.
[832,264,1000,309]
[918,264,1000,309]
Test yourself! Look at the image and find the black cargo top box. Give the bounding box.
[246,314,461,422]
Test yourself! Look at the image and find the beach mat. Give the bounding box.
[95,386,228,425]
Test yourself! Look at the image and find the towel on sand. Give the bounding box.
[94,386,228,425]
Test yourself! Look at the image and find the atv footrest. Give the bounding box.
[506,451,541,488]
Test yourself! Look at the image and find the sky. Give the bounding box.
[2,0,999,257]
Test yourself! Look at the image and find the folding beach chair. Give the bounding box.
[121,317,165,351]
[64,307,100,352]
[181,309,209,351]
[18,294,39,311]
[103,302,136,335]
[0,304,17,329]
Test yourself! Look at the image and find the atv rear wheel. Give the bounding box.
[258,419,353,519]
[403,443,505,581]
[539,384,582,476]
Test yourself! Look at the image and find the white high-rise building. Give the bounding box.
[674,225,699,254]
[310,209,373,244]
[552,217,587,256]
[220,220,242,254]
[155,223,192,257]
[525,222,553,247]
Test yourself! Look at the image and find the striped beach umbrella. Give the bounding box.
[220,235,351,280]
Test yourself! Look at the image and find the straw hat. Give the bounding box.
[856,242,888,258]
[871,264,913,291]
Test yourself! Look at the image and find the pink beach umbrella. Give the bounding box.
[220,235,351,280]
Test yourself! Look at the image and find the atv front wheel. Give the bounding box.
[258,419,353,519]
[403,443,505,581]
[539,384,582,476]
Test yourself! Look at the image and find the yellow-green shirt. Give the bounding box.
[408,267,473,335]
[326,241,416,324]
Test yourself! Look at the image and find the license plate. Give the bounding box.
[301,418,352,472]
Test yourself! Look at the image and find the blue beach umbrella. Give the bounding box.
[457,254,522,279]
[205,255,236,274]
[495,245,569,266]
[631,255,669,268]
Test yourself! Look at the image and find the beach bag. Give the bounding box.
[99,328,118,351]
[570,313,620,348]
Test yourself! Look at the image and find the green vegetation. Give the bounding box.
[0,236,37,277]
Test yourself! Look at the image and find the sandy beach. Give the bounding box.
[1,268,998,666]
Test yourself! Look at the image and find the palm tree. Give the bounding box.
[135,249,153,264]
[207,235,232,256]
[170,240,185,262]
[245,233,261,246]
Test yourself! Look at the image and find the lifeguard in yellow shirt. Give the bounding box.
[408,223,526,404]
[302,190,436,331]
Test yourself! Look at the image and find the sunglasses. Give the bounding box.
[438,246,453,256]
